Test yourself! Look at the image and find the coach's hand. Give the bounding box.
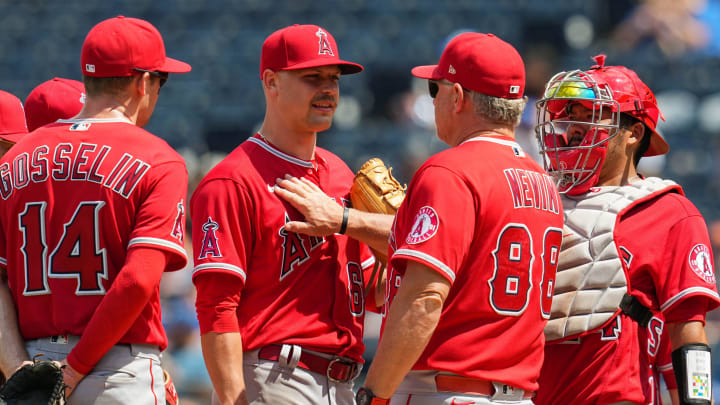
[274,174,345,236]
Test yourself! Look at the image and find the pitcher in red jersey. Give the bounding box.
[190,24,385,405]
[534,55,719,405]
[0,16,190,404]
[354,32,564,405]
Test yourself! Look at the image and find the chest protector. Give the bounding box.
[544,177,679,342]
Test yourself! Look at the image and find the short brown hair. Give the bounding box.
[82,75,136,97]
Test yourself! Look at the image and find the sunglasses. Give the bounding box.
[428,80,468,98]
[133,68,169,88]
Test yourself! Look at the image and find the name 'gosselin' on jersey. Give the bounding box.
[503,168,561,214]
[0,142,150,200]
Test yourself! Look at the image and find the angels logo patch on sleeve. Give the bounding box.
[198,217,222,259]
[688,243,715,284]
[406,206,439,244]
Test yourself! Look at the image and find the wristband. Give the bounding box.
[672,343,712,404]
[339,206,349,234]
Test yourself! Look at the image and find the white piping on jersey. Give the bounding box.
[57,117,134,125]
[657,362,673,372]
[362,256,376,270]
[460,136,522,149]
[660,286,720,312]
[393,249,455,282]
[248,137,314,168]
[192,263,247,281]
[0,257,6,266]
[127,237,188,258]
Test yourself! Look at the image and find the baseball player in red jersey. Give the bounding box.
[24,77,85,132]
[0,89,29,385]
[0,16,191,404]
[534,55,719,405]
[0,90,29,157]
[191,24,379,405]
[352,33,564,405]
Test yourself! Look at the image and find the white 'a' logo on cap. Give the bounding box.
[448,65,456,74]
[316,29,334,56]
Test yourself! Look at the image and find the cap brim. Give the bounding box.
[158,57,192,74]
[283,58,363,75]
[411,65,443,80]
[0,133,25,143]
[644,129,670,157]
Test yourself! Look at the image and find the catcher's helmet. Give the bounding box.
[535,54,668,195]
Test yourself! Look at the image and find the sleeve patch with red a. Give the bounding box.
[198,217,222,259]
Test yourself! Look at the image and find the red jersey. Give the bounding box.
[0,118,188,349]
[536,190,720,405]
[387,136,564,392]
[191,134,375,362]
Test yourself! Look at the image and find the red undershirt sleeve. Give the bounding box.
[194,273,243,334]
[67,247,168,375]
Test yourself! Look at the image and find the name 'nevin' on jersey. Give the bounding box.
[0,142,150,200]
[503,168,560,214]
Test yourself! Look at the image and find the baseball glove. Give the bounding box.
[0,359,65,405]
[350,158,406,265]
[351,158,405,217]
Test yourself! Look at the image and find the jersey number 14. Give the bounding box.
[19,201,108,296]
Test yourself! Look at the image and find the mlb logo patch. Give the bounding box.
[70,122,91,131]
[85,64,96,73]
[50,334,68,344]
[509,85,520,94]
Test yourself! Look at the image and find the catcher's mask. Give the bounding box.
[535,54,668,195]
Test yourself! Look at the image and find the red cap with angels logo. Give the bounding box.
[260,24,363,77]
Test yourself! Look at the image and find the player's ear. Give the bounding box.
[452,83,465,113]
[130,72,150,97]
[627,121,644,147]
[262,69,279,95]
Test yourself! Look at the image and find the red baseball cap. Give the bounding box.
[260,24,363,78]
[25,78,86,132]
[81,16,191,77]
[585,56,669,156]
[412,32,525,99]
[0,90,29,143]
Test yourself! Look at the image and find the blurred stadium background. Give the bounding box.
[3,0,720,402]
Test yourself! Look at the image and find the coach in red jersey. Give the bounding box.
[0,16,190,404]
[190,24,384,405]
[534,56,719,405]
[354,33,564,405]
